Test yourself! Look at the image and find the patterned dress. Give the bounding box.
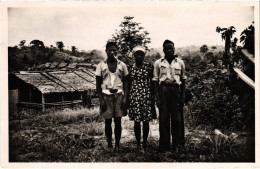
[128,63,155,122]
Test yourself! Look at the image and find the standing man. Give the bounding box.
[95,42,129,151]
[153,40,187,152]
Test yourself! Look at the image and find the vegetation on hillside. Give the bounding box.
[8,40,104,72]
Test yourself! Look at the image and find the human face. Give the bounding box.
[163,43,175,58]
[134,51,145,66]
[106,46,118,59]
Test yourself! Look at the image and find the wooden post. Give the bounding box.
[71,92,73,109]
[61,93,64,109]
[80,93,83,100]
[42,94,45,112]
[80,93,83,107]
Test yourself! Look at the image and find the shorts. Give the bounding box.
[100,93,126,119]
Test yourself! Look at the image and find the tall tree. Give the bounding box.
[216,26,236,66]
[109,16,151,63]
[216,26,236,54]
[56,41,64,51]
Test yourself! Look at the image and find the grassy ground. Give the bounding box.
[9,107,250,162]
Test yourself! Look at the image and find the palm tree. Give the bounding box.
[216,26,236,67]
[216,26,236,54]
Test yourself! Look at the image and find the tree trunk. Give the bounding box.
[225,35,231,54]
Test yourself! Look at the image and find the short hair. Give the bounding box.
[163,39,174,48]
[106,41,118,50]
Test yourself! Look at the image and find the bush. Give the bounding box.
[185,60,254,131]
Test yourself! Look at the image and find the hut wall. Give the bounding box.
[62,92,73,101]
[9,89,18,115]
[45,93,62,103]
[18,80,31,102]
[61,92,82,102]
[9,74,18,90]
[17,79,42,103]
[31,87,42,103]
[72,92,81,100]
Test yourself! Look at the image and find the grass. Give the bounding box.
[9,106,251,162]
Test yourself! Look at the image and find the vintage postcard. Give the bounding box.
[0,1,259,168]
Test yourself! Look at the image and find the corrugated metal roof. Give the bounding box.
[15,70,96,94]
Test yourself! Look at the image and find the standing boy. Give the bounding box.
[95,42,129,151]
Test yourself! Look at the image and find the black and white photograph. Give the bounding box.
[0,1,259,167]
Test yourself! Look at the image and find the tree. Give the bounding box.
[56,41,64,51]
[90,49,104,63]
[216,26,236,54]
[109,16,151,63]
[240,22,254,54]
[19,40,26,49]
[211,46,217,50]
[71,46,77,54]
[216,26,236,67]
[200,44,208,53]
[30,40,45,48]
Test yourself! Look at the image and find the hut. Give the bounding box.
[9,69,96,112]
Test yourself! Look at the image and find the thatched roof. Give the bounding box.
[35,61,96,71]
[14,70,96,94]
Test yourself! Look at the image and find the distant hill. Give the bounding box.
[8,46,105,72]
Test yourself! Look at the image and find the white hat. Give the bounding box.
[132,46,146,56]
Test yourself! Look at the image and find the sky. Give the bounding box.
[8,4,254,51]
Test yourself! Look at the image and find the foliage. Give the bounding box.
[144,49,162,65]
[240,22,254,54]
[110,16,151,63]
[216,26,236,41]
[30,40,45,49]
[71,46,77,54]
[216,26,236,54]
[56,41,65,51]
[19,40,26,49]
[200,44,208,53]
[185,53,254,131]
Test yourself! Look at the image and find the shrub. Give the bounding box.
[185,61,254,130]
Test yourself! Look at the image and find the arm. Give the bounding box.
[95,63,106,110]
[96,76,106,110]
[152,61,160,107]
[121,64,130,108]
[123,74,130,99]
[180,79,186,105]
[180,60,187,105]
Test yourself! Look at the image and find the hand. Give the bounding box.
[100,99,107,111]
[179,95,185,108]
[121,97,127,109]
[155,97,161,109]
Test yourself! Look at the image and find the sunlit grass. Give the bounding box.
[37,106,101,124]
